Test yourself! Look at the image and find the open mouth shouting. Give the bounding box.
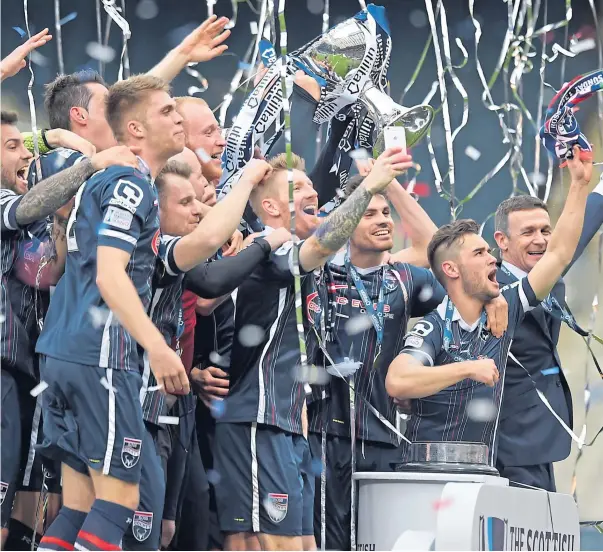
[302,204,318,216]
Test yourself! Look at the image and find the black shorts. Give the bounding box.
[1,370,21,527]
[214,422,314,537]
[38,357,145,484]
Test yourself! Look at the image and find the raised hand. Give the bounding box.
[90,145,139,171]
[1,28,52,81]
[240,158,273,188]
[177,15,231,64]
[363,147,413,194]
[566,145,593,187]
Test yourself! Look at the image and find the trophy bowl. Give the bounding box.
[394,441,500,476]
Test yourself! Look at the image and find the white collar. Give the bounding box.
[136,156,154,185]
[435,296,482,332]
[330,249,384,275]
[502,260,528,280]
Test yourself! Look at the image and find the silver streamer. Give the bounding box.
[102,0,131,81]
[54,0,65,74]
[96,0,104,74]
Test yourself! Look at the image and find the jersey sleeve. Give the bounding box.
[404,264,447,317]
[97,173,155,254]
[1,188,24,233]
[501,276,540,328]
[158,234,183,276]
[27,148,86,188]
[397,315,443,367]
[257,240,308,283]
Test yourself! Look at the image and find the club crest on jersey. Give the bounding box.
[151,229,160,256]
[121,438,142,468]
[0,481,8,504]
[132,511,153,542]
[383,272,398,292]
[265,493,288,523]
[306,291,322,321]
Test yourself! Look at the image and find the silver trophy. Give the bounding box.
[360,84,435,154]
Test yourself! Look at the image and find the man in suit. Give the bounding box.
[493,165,603,492]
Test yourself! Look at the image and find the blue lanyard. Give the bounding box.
[442,296,487,360]
[344,250,386,349]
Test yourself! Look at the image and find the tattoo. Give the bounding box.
[52,216,68,243]
[15,160,94,226]
[313,185,373,253]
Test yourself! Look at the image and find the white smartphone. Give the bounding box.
[384,127,407,154]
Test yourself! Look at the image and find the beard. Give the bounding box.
[0,170,19,194]
[460,266,498,302]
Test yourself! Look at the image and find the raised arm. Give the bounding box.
[172,160,272,272]
[299,147,413,272]
[148,15,230,82]
[386,179,438,268]
[528,146,592,300]
[14,146,137,226]
[1,28,51,81]
[564,174,603,275]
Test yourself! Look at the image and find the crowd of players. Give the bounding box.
[1,15,603,552]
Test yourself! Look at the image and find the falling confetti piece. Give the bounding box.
[209,351,227,367]
[86,42,116,63]
[249,21,258,35]
[58,12,78,26]
[528,172,546,187]
[13,27,27,38]
[307,0,325,15]
[100,377,118,394]
[326,360,361,379]
[345,314,373,336]
[30,51,48,67]
[432,497,454,511]
[207,469,221,485]
[158,416,179,425]
[210,398,226,419]
[238,324,265,347]
[0,312,5,324]
[464,145,481,161]
[293,364,330,385]
[418,285,434,303]
[30,381,49,397]
[195,148,212,164]
[348,148,371,161]
[88,306,111,329]
[310,457,322,477]
[466,398,497,422]
[409,9,427,29]
[188,86,208,96]
[136,0,159,20]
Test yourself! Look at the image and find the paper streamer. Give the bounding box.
[95,0,103,73]
[54,0,65,74]
[102,0,131,81]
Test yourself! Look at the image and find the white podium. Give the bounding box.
[355,471,580,551]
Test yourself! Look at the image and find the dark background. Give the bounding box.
[2,0,601,231]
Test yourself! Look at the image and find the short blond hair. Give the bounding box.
[249,152,306,219]
[174,96,209,115]
[107,74,170,141]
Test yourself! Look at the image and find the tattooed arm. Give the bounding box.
[299,148,414,272]
[43,214,69,286]
[14,145,138,227]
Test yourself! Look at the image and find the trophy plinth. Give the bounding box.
[395,442,500,476]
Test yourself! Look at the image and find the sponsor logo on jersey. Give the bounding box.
[404,335,424,348]
[121,437,142,468]
[151,229,160,256]
[265,493,288,523]
[109,179,144,214]
[132,511,153,542]
[103,206,134,230]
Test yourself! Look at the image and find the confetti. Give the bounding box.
[249,21,258,35]
[29,51,48,67]
[58,12,78,26]
[466,398,497,422]
[345,314,373,336]
[195,148,212,164]
[431,497,454,511]
[310,457,323,477]
[464,145,481,161]
[409,9,427,29]
[209,351,227,367]
[418,285,434,303]
[210,398,226,419]
[30,381,49,397]
[86,42,116,63]
[13,27,27,38]
[88,306,111,329]
[100,377,118,394]
[0,311,5,324]
[158,416,179,425]
[206,469,221,485]
[293,364,330,385]
[306,0,324,16]
[348,148,371,161]
[238,324,265,347]
[188,86,207,96]
[528,172,546,187]
[326,360,361,379]
[135,0,159,20]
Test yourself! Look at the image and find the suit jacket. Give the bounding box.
[496,265,573,467]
